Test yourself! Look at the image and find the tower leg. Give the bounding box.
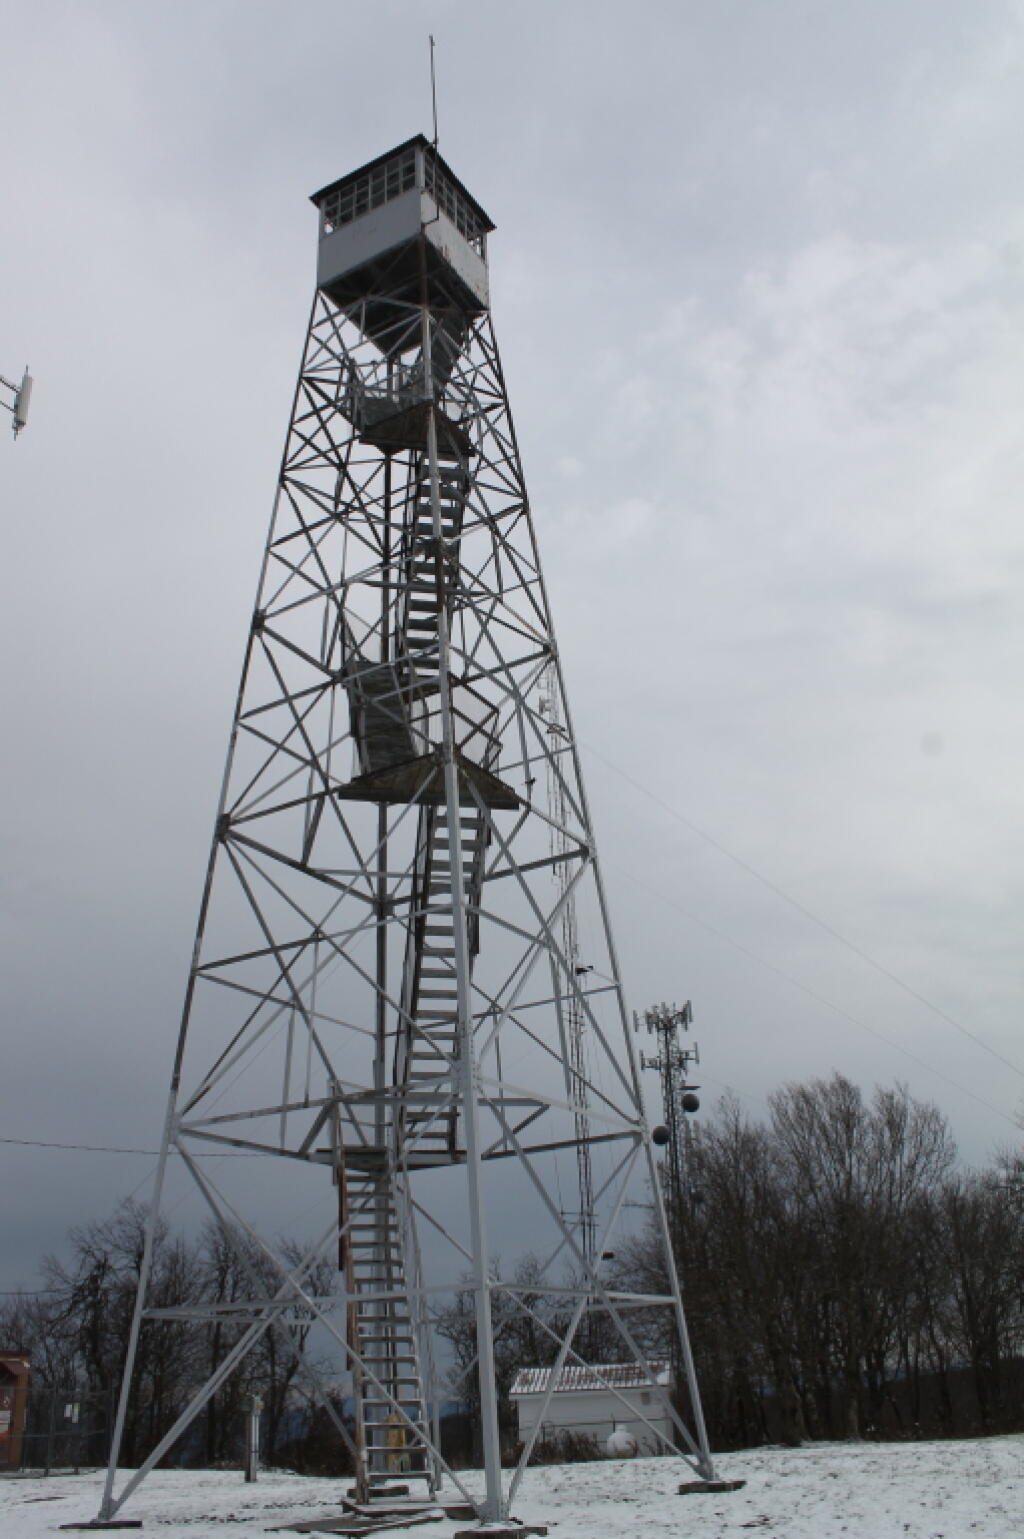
[96,1095,177,1524]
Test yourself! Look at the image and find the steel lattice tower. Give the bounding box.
[93,137,715,1530]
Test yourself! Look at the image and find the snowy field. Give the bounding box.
[3,1438,1023,1538]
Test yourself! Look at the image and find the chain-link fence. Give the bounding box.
[1,1385,113,1474]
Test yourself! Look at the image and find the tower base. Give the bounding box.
[678,1478,747,1494]
[59,1524,143,1531]
[452,1528,548,1539]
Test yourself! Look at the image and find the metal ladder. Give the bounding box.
[344,1166,434,1499]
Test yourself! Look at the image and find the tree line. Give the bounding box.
[615,1073,1024,1447]
[0,1201,343,1472]
[4,1073,1022,1467]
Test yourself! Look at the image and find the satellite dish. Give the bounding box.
[606,1425,638,1458]
[651,1124,670,1146]
[681,1092,700,1113]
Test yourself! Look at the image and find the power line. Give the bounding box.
[582,740,1024,1082]
[616,866,1019,1131]
[0,1136,258,1157]
[1,1136,159,1155]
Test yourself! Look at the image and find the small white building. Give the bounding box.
[509,1360,674,1455]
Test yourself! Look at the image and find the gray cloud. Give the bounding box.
[3,0,1024,1291]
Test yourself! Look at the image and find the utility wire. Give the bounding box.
[581,740,1024,1082]
[6,752,1015,1160]
[617,868,1018,1132]
[1,1136,159,1155]
[0,1136,257,1157]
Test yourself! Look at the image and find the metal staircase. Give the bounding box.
[391,454,487,1160]
[343,1165,434,1499]
[340,433,487,1503]
[399,461,469,696]
[395,805,486,1161]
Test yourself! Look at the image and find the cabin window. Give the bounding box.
[320,147,418,235]
[423,155,487,253]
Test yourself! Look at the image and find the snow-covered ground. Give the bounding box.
[3,1438,1023,1538]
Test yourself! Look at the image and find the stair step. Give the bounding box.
[364,1421,429,1434]
[364,1416,429,1432]
[358,1372,420,1382]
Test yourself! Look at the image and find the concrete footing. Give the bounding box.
[451,1527,548,1538]
[58,1524,143,1531]
[275,1514,440,1535]
[678,1479,747,1494]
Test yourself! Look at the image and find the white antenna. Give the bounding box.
[429,35,439,149]
[1,366,32,439]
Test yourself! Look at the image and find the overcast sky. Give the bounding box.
[3,0,1024,1295]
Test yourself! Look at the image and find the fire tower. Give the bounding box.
[93,137,714,1530]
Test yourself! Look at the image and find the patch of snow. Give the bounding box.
[1,1437,1022,1538]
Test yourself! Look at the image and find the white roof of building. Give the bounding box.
[509,1360,670,1396]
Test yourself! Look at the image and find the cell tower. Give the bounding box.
[91,137,715,1531]
[639,1002,701,1242]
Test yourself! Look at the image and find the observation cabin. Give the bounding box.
[311,136,495,351]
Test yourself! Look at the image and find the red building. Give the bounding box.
[0,1353,30,1471]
